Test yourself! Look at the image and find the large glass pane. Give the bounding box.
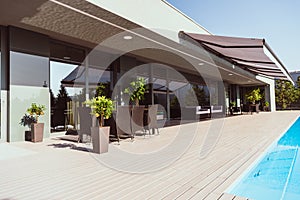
[50,61,81,132]
[10,51,49,87]
[50,60,112,133]
[9,50,50,141]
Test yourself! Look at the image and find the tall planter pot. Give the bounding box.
[91,126,110,154]
[31,123,44,142]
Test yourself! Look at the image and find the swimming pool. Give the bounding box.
[227,117,300,200]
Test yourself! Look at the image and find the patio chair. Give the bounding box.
[131,105,146,138]
[196,106,211,119]
[182,106,199,121]
[78,107,92,143]
[211,105,224,118]
[211,105,223,114]
[196,106,210,115]
[116,106,133,142]
[146,104,159,135]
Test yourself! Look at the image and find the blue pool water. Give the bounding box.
[228,117,300,200]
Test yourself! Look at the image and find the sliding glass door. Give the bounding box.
[50,61,83,132]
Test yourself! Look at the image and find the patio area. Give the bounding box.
[1,111,300,200]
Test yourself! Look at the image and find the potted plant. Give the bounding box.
[19,114,37,141]
[229,101,236,115]
[85,96,114,154]
[245,88,262,113]
[124,77,146,106]
[264,101,270,111]
[26,103,46,142]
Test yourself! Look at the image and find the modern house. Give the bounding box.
[0,0,292,142]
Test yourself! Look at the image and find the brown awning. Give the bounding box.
[180,32,291,80]
[61,66,111,87]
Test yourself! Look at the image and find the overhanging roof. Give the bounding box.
[0,0,267,86]
[181,32,292,81]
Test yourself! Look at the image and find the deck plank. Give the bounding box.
[217,193,235,200]
[0,111,299,200]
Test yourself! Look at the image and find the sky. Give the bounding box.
[167,0,300,71]
[50,61,81,96]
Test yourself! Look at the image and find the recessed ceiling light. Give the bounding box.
[228,73,233,76]
[63,56,71,60]
[198,63,204,66]
[232,64,235,69]
[248,80,252,83]
[123,35,133,40]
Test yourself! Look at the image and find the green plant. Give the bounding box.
[265,101,269,107]
[245,88,262,104]
[27,103,46,123]
[84,96,114,127]
[95,82,110,97]
[275,80,300,109]
[229,101,236,107]
[124,77,146,105]
[19,114,37,129]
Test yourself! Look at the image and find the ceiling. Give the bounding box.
[1,0,264,86]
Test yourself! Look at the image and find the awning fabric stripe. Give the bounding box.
[181,32,290,80]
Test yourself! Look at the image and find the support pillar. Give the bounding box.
[236,85,240,107]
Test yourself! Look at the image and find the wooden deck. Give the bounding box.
[0,111,299,200]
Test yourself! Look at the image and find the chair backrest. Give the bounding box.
[78,107,92,135]
[116,106,132,135]
[147,104,158,129]
[196,106,201,113]
[78,107,93,142]
[211,105,223,113]
[131,106,145,134]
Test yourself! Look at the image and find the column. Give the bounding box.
[166,69,170,120]
[236,85,240,107]
[85,49,89,101]
[0,26,9,142]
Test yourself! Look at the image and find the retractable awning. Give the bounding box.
[180,32,292,81]
[61,66,111,87]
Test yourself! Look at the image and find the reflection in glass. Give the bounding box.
[50,61,79,132]
[50,61,112,133]
[117,60,213,122]
[10,51,49,87]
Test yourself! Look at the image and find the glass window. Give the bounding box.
[10,51,49,87]
[50,61,81,132]
[50,60,113,132]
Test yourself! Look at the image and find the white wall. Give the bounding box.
[9,86,50,142]
[87,0,210,42]
[0,90,8,142]
[256,76,276,112]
